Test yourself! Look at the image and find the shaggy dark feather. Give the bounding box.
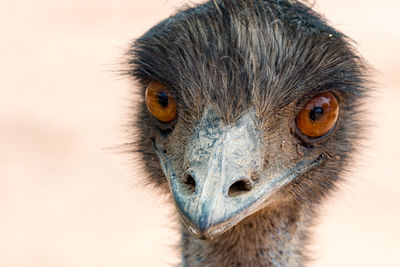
[127,0,370,266]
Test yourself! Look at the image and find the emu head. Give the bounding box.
[129,0,368,239]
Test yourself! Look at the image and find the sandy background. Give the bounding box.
[0,0,399,266]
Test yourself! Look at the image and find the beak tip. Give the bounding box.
[179,213,217,239]
[187,219,213,239]
[190,228,215,240]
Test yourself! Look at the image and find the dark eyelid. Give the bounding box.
[295,90,340,110]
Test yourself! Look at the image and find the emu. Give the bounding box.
[128,0,369,266]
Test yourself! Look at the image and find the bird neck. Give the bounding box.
[180,203,311,267]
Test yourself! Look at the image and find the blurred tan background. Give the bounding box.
[0,0,399,266]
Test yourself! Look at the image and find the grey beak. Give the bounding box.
[178,109,263,238]
[154,108,325,239]
[157,108,263,239]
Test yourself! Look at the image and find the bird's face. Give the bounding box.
[130,0,367,240]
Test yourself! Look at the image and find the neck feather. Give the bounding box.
[180,202,313,267]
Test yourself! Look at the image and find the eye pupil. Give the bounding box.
[158,92,169,107]
[309,106,324,121]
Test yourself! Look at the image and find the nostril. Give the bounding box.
[183,172,196,193]
[185,174,196,186]
[228,178,254,197]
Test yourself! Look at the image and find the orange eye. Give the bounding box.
[296,92,339,138]
[145,81,177,123]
